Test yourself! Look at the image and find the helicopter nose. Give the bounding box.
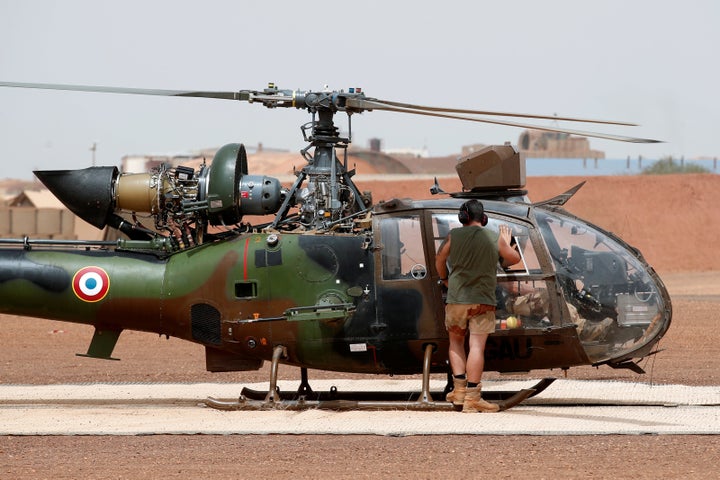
[34,166,118,229]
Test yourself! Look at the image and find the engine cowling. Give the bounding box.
[34,143,283,232]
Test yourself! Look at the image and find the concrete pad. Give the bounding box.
[1,379,719,436]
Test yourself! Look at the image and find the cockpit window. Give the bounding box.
[536,208,668,362]
[379,215,425,280]
[536,209,651,316]
[431,213,540,276]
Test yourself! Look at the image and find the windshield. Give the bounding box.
[536,209,670,362]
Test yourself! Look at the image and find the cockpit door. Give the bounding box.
[374,213,446,346]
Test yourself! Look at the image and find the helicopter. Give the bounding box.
[0,81,670,411]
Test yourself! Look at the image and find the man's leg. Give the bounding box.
[466,333,488,384]
[463,332,499,412]
[445,305,471,407]
[447,330,467,376]
[446,330,468,407]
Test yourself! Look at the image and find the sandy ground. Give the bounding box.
[1,174,720,479]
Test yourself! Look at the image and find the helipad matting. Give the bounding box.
[1,379,718,436]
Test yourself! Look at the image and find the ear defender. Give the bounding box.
[458,203,470,225]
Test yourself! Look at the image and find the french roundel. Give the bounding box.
[72,266,110,303]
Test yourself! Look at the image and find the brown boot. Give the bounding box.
[462,383,500,413]
[445,378,467,408]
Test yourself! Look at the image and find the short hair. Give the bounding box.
[460,199,485,224]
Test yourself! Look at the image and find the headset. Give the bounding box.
[458,199,488,226]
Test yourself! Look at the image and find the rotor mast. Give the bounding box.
[255,85,367,231]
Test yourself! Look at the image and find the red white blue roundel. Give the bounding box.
[72,266,110,303]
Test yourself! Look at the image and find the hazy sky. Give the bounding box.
[1,0,718,179]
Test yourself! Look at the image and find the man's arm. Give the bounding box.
[435,236,451,285]
[498,224,521,267]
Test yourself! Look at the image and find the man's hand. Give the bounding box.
[499,224,514,246]
[498,224,521,267]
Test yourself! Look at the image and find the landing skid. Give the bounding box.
[205,345,556,412]
[239,377,555,404]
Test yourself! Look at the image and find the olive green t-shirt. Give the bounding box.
[447,226,499,305]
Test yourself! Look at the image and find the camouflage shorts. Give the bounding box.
[445,303,496,335]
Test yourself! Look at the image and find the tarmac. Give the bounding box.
[1,379,718,436]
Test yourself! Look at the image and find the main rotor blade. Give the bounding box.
[0,81,245,100]
[351,98,637,126]
[1,82,661,143]
[355,100,661,144]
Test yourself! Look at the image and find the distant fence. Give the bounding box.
[0,208,76,239]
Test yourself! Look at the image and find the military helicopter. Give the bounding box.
[0,81,670,411]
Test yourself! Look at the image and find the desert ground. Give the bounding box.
[1,173,719,479]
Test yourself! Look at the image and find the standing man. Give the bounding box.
[435,199,521,413]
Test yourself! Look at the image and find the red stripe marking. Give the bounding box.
[243,237,250,280]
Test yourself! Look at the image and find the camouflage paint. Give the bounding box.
[0,197,672,376]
